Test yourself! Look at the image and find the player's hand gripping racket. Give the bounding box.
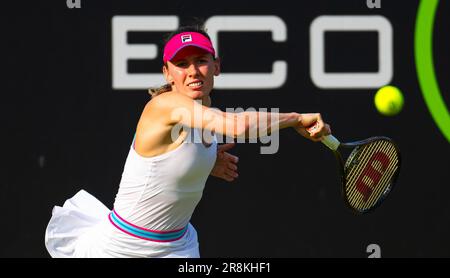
[320,134,401,214]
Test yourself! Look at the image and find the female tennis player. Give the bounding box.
[45,25,331,258]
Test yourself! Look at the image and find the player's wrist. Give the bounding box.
[293,113,303,128]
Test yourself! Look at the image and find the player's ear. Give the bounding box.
[163,64,174,85]
[213,57,221,76]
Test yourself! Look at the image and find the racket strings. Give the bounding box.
[349,141,399,210]
[344,140,400,211]
[365,145,399,206]
[345,141,386,204]
[353,142,395,205]
[350,142,399,210]
[362,143,399,208]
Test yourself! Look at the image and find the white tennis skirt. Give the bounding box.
[45,190,200,258]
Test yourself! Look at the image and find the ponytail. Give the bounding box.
[148,83,172,97]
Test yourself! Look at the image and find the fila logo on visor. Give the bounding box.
[181,34,192,43]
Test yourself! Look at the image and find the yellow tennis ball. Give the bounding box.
[374,86,404,116]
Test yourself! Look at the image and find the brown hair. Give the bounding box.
[148,83,172,97]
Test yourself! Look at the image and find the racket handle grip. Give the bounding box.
[321,135,340,151]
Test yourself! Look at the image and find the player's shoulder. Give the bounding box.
[143,92,193,125]
[148,91,190,109]
[146,91,173,112]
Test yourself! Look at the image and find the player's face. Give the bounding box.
[164,47,220,100]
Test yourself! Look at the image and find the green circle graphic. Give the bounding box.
[415,0,450,143]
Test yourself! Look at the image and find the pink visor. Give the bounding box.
[163,32,216,63]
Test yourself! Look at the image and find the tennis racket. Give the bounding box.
[321,135,401,214]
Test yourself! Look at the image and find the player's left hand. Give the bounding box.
[211,143,239,182]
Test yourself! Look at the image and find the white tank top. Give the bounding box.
[113,128,217,231]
